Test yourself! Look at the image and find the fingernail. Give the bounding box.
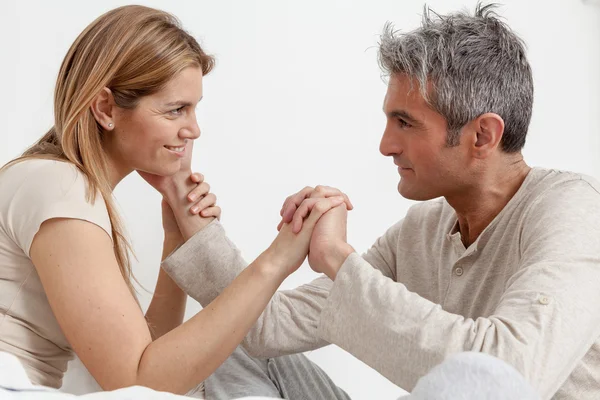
[191,206,199,213]
[188,193,197,202]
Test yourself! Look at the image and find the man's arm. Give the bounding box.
[161,218,402,357]
[161,220,331,357]
[316,183,600,398]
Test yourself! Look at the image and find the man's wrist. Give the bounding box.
[323,242,355,280]
[162,180,192,205]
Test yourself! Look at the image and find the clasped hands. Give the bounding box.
[276,185,355,280]
[139,142,354,281]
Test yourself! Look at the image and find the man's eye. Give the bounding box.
[170,106,185,115]
[398,118,411,129]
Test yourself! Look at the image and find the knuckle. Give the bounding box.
[314,202,327,213]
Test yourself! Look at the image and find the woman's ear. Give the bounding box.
[90,87,116,131]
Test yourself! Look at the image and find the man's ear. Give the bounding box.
[470,113,505,159]
[90,87,116,131]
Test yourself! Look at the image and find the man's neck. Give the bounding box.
[447,157,531,248]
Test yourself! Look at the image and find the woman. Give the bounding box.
[0,5,347,397]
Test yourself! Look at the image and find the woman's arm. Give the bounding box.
[145,193,220,340]
[30,195,343,394]
[145,234,186,340]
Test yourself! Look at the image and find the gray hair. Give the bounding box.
[378,3,533,152]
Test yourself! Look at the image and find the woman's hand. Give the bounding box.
[261,195,346,277]
[277,185,353,233]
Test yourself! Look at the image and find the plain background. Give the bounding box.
[1,1,599,399]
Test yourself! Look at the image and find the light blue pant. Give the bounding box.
[401,352,540,400]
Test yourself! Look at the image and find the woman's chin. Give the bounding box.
[158,160,182,175]
[138,163,180,177]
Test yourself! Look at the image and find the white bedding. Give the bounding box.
[0,352,276,400]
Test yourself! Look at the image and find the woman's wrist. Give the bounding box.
[253,249,291,284]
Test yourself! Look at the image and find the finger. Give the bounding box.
[281,186,314,220]
[344,193,354,210]
[201,206,221,220]
[277,219,284,232]
[310,185,354,210]
[191,193,217,214]
[279,195,291,217]
[279,189,304,218]
[291,198,320,233]
[190,172,204,184]
[291,195,345,233]
[282,202,298,225]
[301,196,345,230]
[188,182,211,202]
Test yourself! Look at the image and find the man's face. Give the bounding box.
[380,74,470,201]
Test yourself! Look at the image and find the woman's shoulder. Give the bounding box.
[2,158,82,180]
[0,158,108,219]
[1,158,92,199]
[0,158,112,254]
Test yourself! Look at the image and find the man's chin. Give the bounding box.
[398,182,436,201]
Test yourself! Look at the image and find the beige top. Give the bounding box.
[163,168,600,400]
[0,159,112,388]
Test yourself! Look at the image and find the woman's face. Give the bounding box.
[109,66,203,178]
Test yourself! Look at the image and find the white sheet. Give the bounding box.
[0,352,276,400]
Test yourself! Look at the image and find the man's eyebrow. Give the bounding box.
[384,108,420,125]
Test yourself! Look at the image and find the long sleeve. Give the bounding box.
[161,220,331,357]
[317,180,600,399]
[162,219,403,358]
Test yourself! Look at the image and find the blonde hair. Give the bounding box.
[3,5,214,296]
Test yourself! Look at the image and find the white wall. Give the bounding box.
[1,1,599,398]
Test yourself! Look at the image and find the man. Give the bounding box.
[164,4,600,399]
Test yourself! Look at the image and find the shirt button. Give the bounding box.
[539,296,550,305]
[455,267,464,276]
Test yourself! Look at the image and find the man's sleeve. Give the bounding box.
[162,219,402,357]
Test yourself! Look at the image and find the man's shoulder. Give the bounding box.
[525,167,600,205]
[513,168,600,235]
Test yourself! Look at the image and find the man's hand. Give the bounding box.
[138,140,218,240]
[307,204,354,280]
[263,196,346,279]
[278,185,355,280]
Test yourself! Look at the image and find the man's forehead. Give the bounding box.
[384,75,430,111]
